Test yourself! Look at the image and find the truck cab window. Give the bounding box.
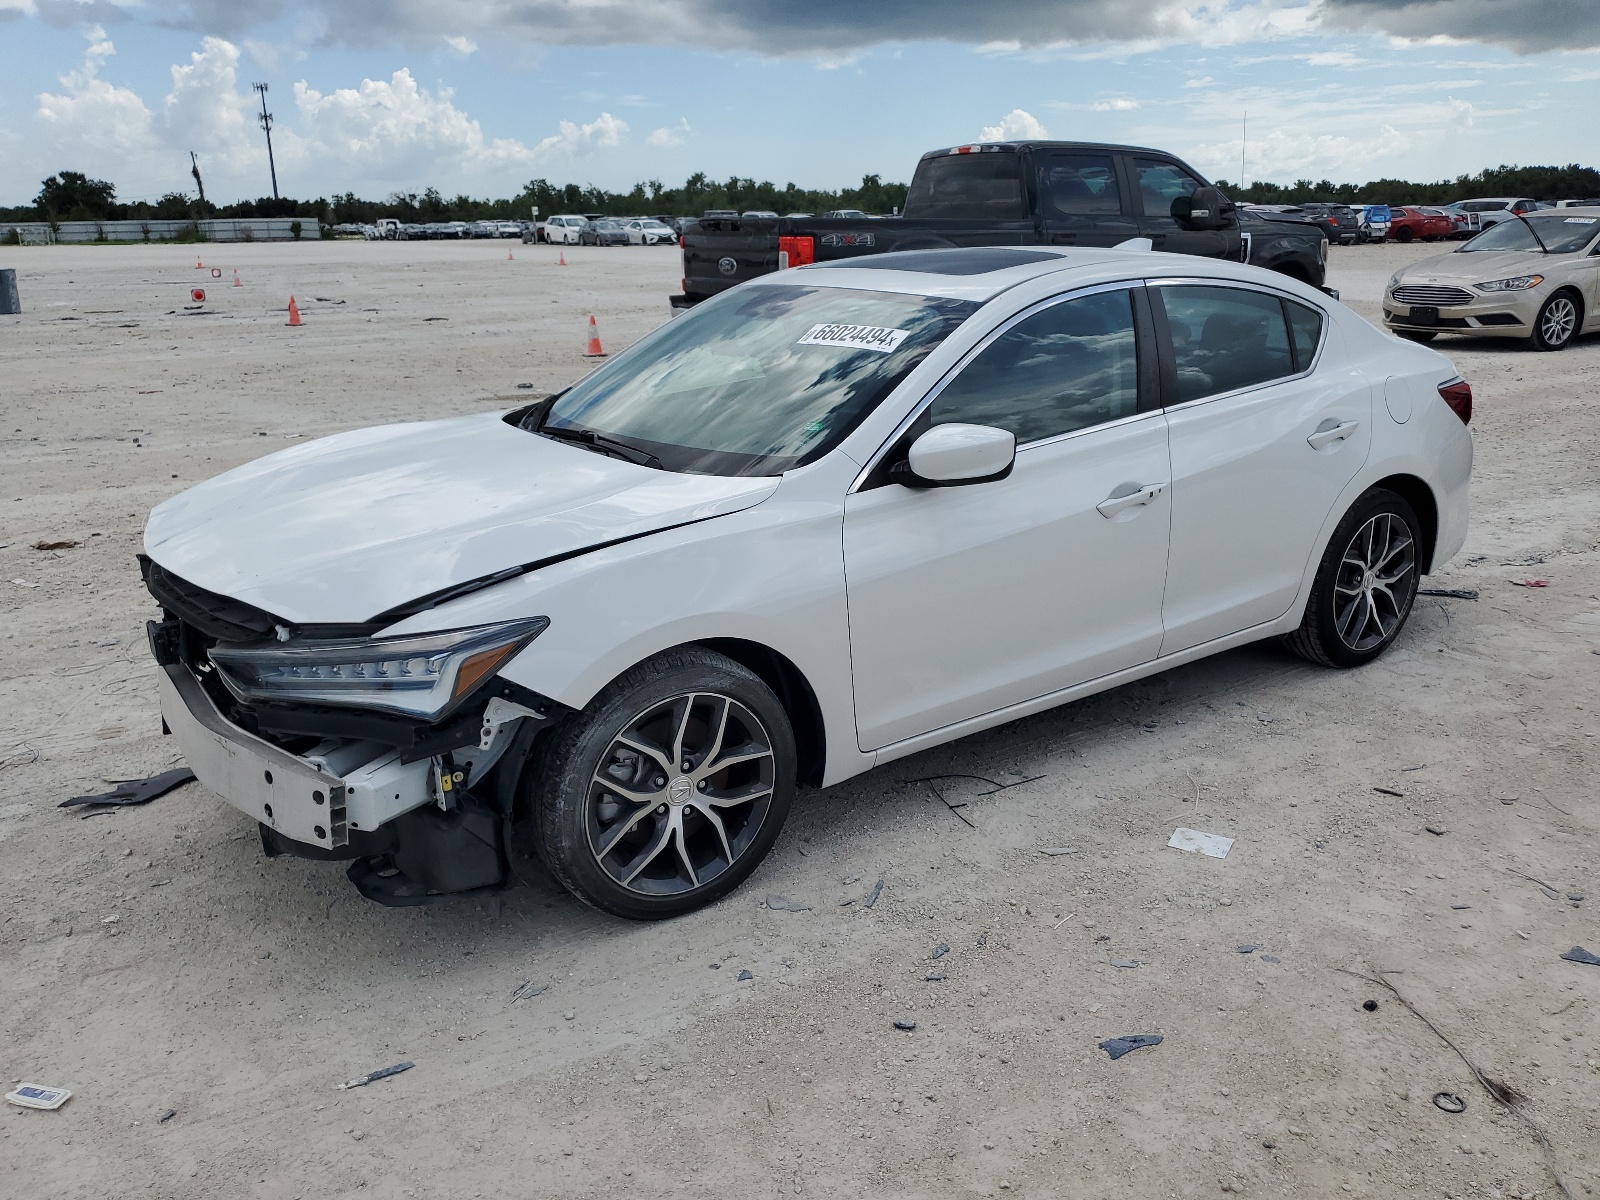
[903,154,1028,221]
[1134,159,1202,219]
[1040,154,1122,216]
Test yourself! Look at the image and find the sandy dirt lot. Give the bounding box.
[2,239,1598,1200]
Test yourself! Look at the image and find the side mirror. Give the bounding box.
[891,423,1016,488]
[1174,186,1228,231]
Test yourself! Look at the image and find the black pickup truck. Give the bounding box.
[672,140,1330,307]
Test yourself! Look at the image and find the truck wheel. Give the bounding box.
[528,648,796,920]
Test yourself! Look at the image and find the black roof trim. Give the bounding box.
[809,247,1064,276]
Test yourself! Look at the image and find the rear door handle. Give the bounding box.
[1307,419,1360,450]
[1097,482,1167,518]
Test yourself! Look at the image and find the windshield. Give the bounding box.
[1458,214,1600,254]
[904,153,1028,220]
[537,284,979,476]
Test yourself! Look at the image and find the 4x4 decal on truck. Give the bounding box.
[820,231,875,248]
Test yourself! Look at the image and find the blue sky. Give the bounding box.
[1,0,1597,206]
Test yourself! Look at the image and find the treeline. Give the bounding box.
[9,161,1597,228]
[0,170,910,225]
[1213,163,1600,206]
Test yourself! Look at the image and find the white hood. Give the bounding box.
[144,412,778,625]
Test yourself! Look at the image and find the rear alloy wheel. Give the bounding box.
[1532,290,1581,351]
[529,648,795,919]
[1286,489,1421,668]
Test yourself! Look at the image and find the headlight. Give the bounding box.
[1386,271,1403,291]
[1475,275,1544,292]
[208,617,549,720]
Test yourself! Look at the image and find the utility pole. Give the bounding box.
[1240,110,1248,192]
[190,151,207,210]
[253,82,280,200]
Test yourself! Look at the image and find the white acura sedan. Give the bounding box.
[142,245,1473,919]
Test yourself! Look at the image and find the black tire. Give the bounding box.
[1396,227,1414,244]
[1286,488,1422,669]
[1396,329,1437,343]
[1531,289,1582,351]
[528,648,796,920]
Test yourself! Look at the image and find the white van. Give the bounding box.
[542,216,585,245]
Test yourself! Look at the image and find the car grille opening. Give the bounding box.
[1392,285,1476,307]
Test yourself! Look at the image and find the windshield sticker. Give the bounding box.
[797,323,910,353]
[1563,216,1597,224]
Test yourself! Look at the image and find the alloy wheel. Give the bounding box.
[1539,296,1577,348]
[1333,512,1416,651]
[586,692,776,896]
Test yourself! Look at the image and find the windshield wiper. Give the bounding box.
[1513,212,1549,253]
[539,423,663,469]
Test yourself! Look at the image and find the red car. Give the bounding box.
[1387,206,1455,243]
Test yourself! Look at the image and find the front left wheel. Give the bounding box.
[1532,290,1581,351]
[528,648,796,920]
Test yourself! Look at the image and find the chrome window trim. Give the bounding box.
[1144,276,1328,411]
[848,279,1146,494]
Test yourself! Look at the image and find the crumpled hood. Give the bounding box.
[144,412,779,624]
[1404,249,1561,284]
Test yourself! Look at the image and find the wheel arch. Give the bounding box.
[1371,473,1439,573]
[1269,259,1312,284]
[693,638,826,787]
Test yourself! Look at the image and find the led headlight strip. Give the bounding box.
[208,617,549,720]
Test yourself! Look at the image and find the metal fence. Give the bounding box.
[2,218,321,244]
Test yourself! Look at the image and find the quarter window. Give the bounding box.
[1285,299,1325,372]
[927,289,1140,445]
[1156,286,1295,404]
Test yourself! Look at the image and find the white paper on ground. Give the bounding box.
[6,1084,72,1110]
[1168,827,1234,859]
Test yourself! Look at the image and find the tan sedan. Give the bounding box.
[1382,207,1600,350]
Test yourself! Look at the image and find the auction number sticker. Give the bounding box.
[797,323,909,353]
[1563,216,1597,224]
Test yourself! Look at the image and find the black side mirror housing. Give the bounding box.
[1173,186,1229,231]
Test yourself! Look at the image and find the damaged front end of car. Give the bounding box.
[141,556,567,906]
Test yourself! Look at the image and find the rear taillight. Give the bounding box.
[777,235,815,269]
[1438,377,1472,425]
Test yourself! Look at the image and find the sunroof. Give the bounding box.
[811,247,1063,276]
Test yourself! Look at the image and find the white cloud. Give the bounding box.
[980,108,1048,141]
[35,27,160,180]
[531,110,628,158]
[646,117,691,148]
[445,35,477,55]
[1184,75,1216,88]
[1091,97,1140,111]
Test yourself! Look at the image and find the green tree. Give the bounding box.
[35,171,118,220]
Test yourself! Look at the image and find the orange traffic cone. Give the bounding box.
[507,249,514,261]
[286,295,303,327]
[195,257,204,269]
[558,251,567,267]
[232,269,243,287]
[583,314,605,357]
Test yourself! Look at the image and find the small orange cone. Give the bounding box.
[286,295,303,327]
[507,249,514,261]
[232,269,243,287]
[195,257,204,269]
[583,314,605,357]
[558,251,567,266]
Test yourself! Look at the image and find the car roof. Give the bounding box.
[760,244,1314,304]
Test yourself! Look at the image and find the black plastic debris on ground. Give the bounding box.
[737,969,754,981]
[1560,946,1600,967]
[1099,1034,1162,1060]
[338,1061,414,1090]
[1432,1091,1467,1113]
[509,981,548,1003]
[931,942,949,960]
[1236,944,1261,954]
[893,1019,917,1032]
[1418,588,1479,600]
[60,768,195,809]
[863,879,885,909]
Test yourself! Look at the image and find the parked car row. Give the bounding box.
[526,215,682,246]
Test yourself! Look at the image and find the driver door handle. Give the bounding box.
[1307,419,1360,450]
[1097,482,1167,518]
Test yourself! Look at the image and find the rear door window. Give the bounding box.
[927,289,1141,444]
[1155,286,1296,404]
[1038,153,1122,216]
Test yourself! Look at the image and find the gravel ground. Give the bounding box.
[2,239,1598,1200]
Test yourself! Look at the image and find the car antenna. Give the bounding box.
[1513,211,1549,253]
